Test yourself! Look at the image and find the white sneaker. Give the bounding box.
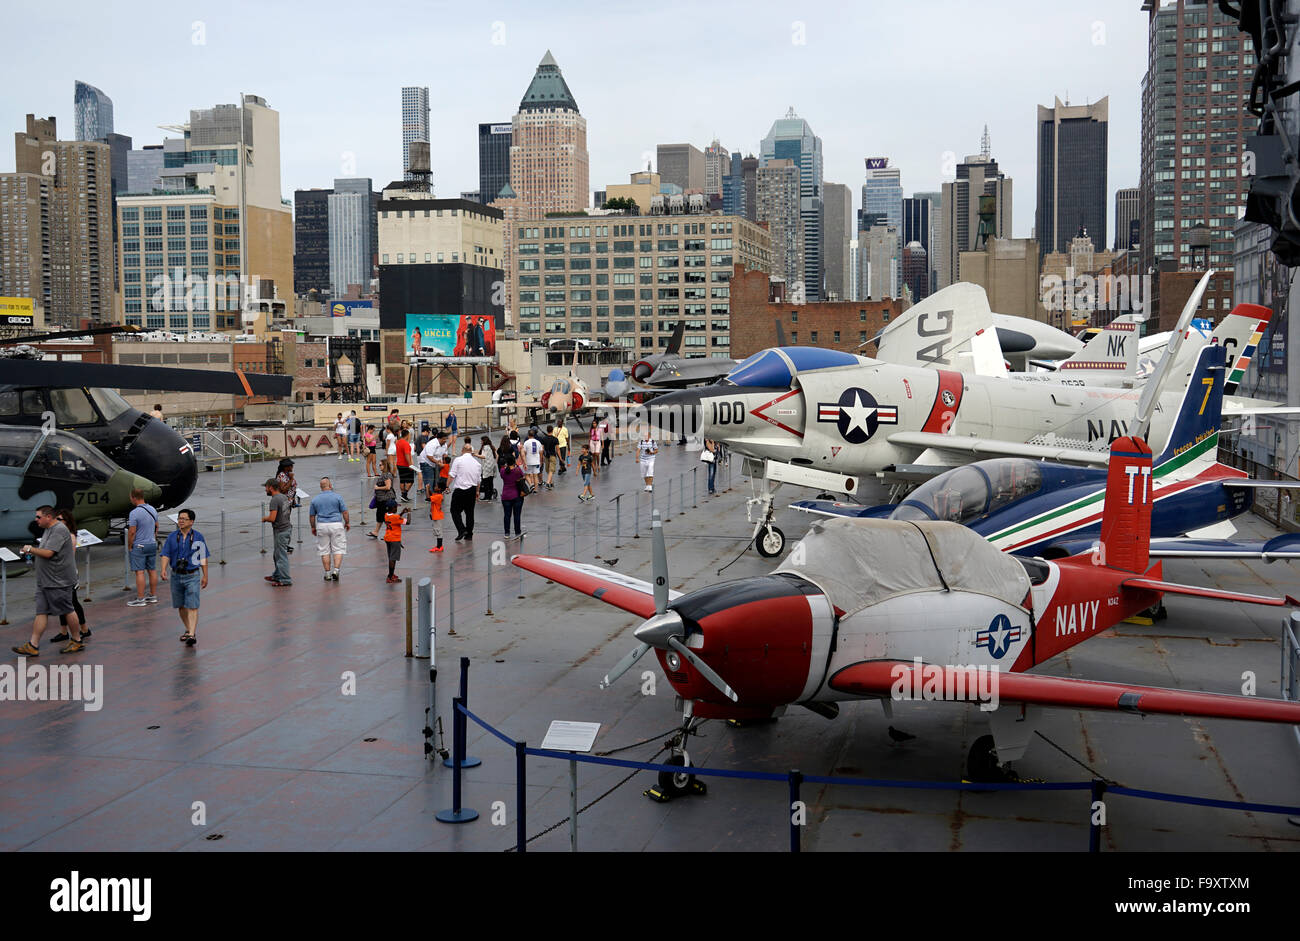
[127,597,148,607]
[644,485,652,492]
[145,594,158,604]
[324,572,333,581]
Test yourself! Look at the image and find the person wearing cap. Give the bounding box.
[448,441,483,542]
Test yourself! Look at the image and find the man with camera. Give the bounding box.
[160,509,208,647]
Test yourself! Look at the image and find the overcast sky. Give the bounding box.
[4,0,1148,246]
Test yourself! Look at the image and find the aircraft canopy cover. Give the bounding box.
[775,517,1031,617]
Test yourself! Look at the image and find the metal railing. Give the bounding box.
[1285,612,1300,749]
[1216,446,1300,531]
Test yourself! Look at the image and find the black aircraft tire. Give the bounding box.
[658,754,695,797]
[755,525,785,558]
[967,734,1001,783]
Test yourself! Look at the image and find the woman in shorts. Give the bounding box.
[363,425,378,477]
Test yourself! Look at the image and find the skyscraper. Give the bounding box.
[903,241,929,302]
[704,140,730,197]
[1035,96,1108,261]
[508,51,589,218]
[478,122,512,202]
[913,191,942,294]
[761,108,824,299]
[11,115,113,326]
[822,182,852,300]
[742,155,758,222]
[73,81,113,142]
[863,158,903,290]
[401,86,430,182]
[939,139,1013,287]
[658,143,705,192]
[901,196,934,298]
[757,159,805,292]
[1114,186,1140,251]
[722,151,744,216]
[329,178,375,297]
[1140,1,1254,274]
[294,188,331,297]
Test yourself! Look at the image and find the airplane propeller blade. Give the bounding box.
[666,636,739,702]
[1134,269,1213,438]
[599,641,653,690]
[651,510,669,615]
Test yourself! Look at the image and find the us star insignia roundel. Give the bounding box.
[816,387,898,444]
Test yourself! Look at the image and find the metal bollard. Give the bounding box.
[448,561,456,636]
[665,478,672,522]
[260,502,267,554]
[568,758,578,852]
[485,557,493,616]
[547,524,552,557]
[0,561,7,625]
[693,466,698,507]
[405,576,413,656]
[122,539,131,591]
[219,509,227,565]
[634,491,641,539]
[515,740,528,853]
[443,658,482,769]
[434,698,479,824]
[416,577,432,658]
[614,493,622,547]
[594,505,600,552]
[296,498,304,545]
[83,546,93,603]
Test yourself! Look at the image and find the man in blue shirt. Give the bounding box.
[160,508,208,646]
[126,487,160,607]
[309,477,350,581]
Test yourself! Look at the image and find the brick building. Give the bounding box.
[728,263,905,358]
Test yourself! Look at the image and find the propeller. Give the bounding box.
[1133,269,1213,440]
[598,511,739,702]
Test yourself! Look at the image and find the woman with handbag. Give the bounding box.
[478,436,498,501]
[499,452,527,540]
[367,459,398,538]
[702,437,718,494]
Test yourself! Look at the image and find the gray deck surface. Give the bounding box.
[2,426,1298,852]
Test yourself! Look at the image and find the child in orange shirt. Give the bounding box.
[383,505,409,583]
[427,489,445,553]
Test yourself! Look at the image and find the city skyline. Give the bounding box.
[2,1,1144,246]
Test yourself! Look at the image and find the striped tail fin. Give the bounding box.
[1152,342,1226,469]
[1100,436,1154,574]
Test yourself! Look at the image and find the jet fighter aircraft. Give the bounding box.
[514,436,1300,788]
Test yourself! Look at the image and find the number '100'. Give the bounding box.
[711,401,746,425]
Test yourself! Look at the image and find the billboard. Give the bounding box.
[0,297,35,328]
[330,300,373,317]
[405,314,497,365]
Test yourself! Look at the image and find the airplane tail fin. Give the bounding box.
[1152,342,1226,467]
[1057,316,1137,376]
[1099,436,1154,574]
[1212,303,1271,395]
[666,321,685,356]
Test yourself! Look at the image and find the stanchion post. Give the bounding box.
[259,502,267,554]
[83,546,93,603]
[219,509,227,566]
[572,516,576,559]
[122,539,131,591]
[415,577,431,658]
[485,558,493,616]
[547,524,552,556]
[296,496,304,545]
[1088,778,1106,853]
[693,466,698,507]
[443,656,481,769]
[634,491,641,539]
[568,758,578,852]
[614,493,622,547]
[435,698,479,824]
[404,576,413,657]
[594,505,600,552]
[516,740,527,853]
[665,477,672,522]
[448,561,456,636]
[788,769,803,853]
[1,561,7,625]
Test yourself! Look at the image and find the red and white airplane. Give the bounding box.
[514,436,1300,790]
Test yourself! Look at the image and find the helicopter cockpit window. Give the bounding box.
[20,389,45,416]
[32,433,115,484]
[49,388,97,426]
[87,387,132,422]
[0,390,18,417]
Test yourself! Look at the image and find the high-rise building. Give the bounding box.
[11,115,113,326]
[0,172,52,313]
[722,151,744,216]
[294,188,331,297]
[761,109,824,299]
[913,190,942,294]
[1114,186,1140,251]
[822,182,852,300]
[117,95,293,332]
[658,143,705,193]
[863,158,903,289]
[903,241,929,301]
[757,159,805,293]
[704,140,730,197]
[939,139,1013,287]
[478,122,512,202]
[329,178,375,297]
[127,144,165,194]
[862,224,900,300]
[1035,96,1108,262]
[902,195,935,296]
[402,86,430,183]
[73,81,113,142]
[1140,1,1254,275]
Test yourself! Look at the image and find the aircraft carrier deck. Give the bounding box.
[1,435,1298,852]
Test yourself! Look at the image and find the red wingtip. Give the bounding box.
[1228,302,1272,324]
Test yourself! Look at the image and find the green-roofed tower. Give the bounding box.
[519,50,580,112]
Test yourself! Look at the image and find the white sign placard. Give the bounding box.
[540,720,601,753]
[296,488,309,499]
[0,547,20,562]
[75,529,103,547]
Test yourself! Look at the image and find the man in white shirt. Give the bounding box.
[418,431,448,501]
[637,433,658,492]
[521,429,544,491]
[448,442,483,541]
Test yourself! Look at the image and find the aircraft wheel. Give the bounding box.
[966,734,1001,783]
[754,525,785,558]
[658,754,696,797]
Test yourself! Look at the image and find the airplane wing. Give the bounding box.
[511,555,683,619]
[1222,404,1300,417]
[789,499,894,520]
[1119,576,1299,607]
[828,661,1300,723]
[886,431,1110,466]
[1050,533,1300,563]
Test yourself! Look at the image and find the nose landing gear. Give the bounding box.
[645,711,708,803]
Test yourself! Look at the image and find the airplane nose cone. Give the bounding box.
[135,476,165,506]
[640,388,702,437]
[633,610,685,648]
[127,419,198,509]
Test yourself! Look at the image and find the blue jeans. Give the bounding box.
[707,460,717,492]
[502,497,523,535]
[273,528,292,583]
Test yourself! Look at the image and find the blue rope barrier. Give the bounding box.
[1107,784,1300,816]
[457,703,519,749]
[800,773,1093,793]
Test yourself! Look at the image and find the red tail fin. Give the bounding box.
[1099,436,1154,573]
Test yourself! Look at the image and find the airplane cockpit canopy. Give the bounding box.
[0,428,119,484]
[723,347,861,389]
[890,459,1043,525]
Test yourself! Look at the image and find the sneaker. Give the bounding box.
[50,632,70,643]
[265,575,278,581]
[331,571,340,581]
[386,574,400,583]
[644,485,653,492]
[127,597,148,607]
[82,628,92,638]
[324,572,333,581]
[12,642,38,656]
[270,580,291,587]
[145,595,158,604]
[60,639,86,654]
